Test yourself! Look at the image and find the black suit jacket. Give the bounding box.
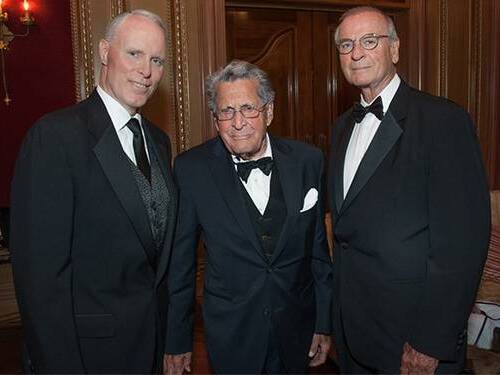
[166,135,333,373]
[329,81,490,371]
[10,91,177,373]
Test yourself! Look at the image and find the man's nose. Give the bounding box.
[138,59,152,77]
[232,110,248,130]
[350,42,365,61]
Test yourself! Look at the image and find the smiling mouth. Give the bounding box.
[131,81,150,90]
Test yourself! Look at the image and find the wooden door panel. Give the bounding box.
[226,8,313,141]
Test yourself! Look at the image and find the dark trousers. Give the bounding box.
[262,329,285,374]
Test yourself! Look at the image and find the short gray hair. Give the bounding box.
[334,6,398,45]
[206,60,276,113]
[104,9,167,41]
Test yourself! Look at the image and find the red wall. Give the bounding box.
[0,0,76,206]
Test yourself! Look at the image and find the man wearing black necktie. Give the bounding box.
[164,60,333,374]
[329,6,490,374]
[10,10,177,373]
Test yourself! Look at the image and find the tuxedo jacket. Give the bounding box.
[166,135,333,373]
[329,81,491,371]
[10,91,177,373]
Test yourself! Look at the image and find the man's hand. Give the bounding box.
[400,342,438,375]
[163,352,192,375]
[308,333,331,367]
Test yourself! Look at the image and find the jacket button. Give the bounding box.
[263,308,270,316]
[341,242,348,249]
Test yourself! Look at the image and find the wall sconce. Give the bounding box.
[0,0,35,105]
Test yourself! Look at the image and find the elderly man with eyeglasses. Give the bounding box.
[164,60,333,374]
[329,6,490,374]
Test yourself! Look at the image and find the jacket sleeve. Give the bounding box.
[165,156,199,354]
[312,153,334,334]
[409,106,491,360]
[10,118,85,372]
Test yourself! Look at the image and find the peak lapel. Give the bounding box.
[340,82,410,215]
[88,93,155,269]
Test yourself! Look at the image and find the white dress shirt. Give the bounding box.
[232,133,273,215]
[343,74,401,198]
[96,86,150,165]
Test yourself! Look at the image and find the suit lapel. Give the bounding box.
[269,136,302,263]
[208,138,265,258]
[333,116,355,214]
[86,91,156,269]
[339,82,409,215]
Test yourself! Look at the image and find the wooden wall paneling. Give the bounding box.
[70,0,96,102]
[474,0,500,189]
[226,8,312,141]
[445,0,473,111]
[420,0,498,188]
[227,0,410,11]
[197,0,227,142]
[312,11,334,155]
[491,0,500,189]
[419,0,440,96]
[406,0,425,90]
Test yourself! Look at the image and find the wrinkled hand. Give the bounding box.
[400,342,438,375]
[163,352,192,375]
[308,333,331,367]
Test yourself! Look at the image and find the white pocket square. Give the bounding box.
[300,188,318,213]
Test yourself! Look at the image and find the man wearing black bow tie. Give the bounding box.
[165,60,333,374]
[329,6,490,374]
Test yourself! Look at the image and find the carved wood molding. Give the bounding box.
[70,0,95,102]
[171,0,191,152]
[226,0,410,11]
[470,0,482,125]
[110,0,126,18]
[439,0,448,97]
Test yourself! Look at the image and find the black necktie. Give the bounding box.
[236,157,274,183]
[126,118,151,182]
[352,96,384,123]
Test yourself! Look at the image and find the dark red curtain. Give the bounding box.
[0,0,76,206]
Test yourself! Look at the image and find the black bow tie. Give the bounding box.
[236,157,274,182]
[352,96,384,123]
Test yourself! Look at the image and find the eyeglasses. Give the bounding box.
[336,33,390,55]
[214,102,269,121]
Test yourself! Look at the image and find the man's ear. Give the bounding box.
[99,39,110,65]
[390,38,400,65]
[213,116,220,133]
[266,101,274,127]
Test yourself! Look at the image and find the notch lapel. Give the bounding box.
[208,139,265,259]
[269,137,302,263]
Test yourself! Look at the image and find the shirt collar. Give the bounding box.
[97,86,142,131]
[231,133,273,163]
[360,73,401,113]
